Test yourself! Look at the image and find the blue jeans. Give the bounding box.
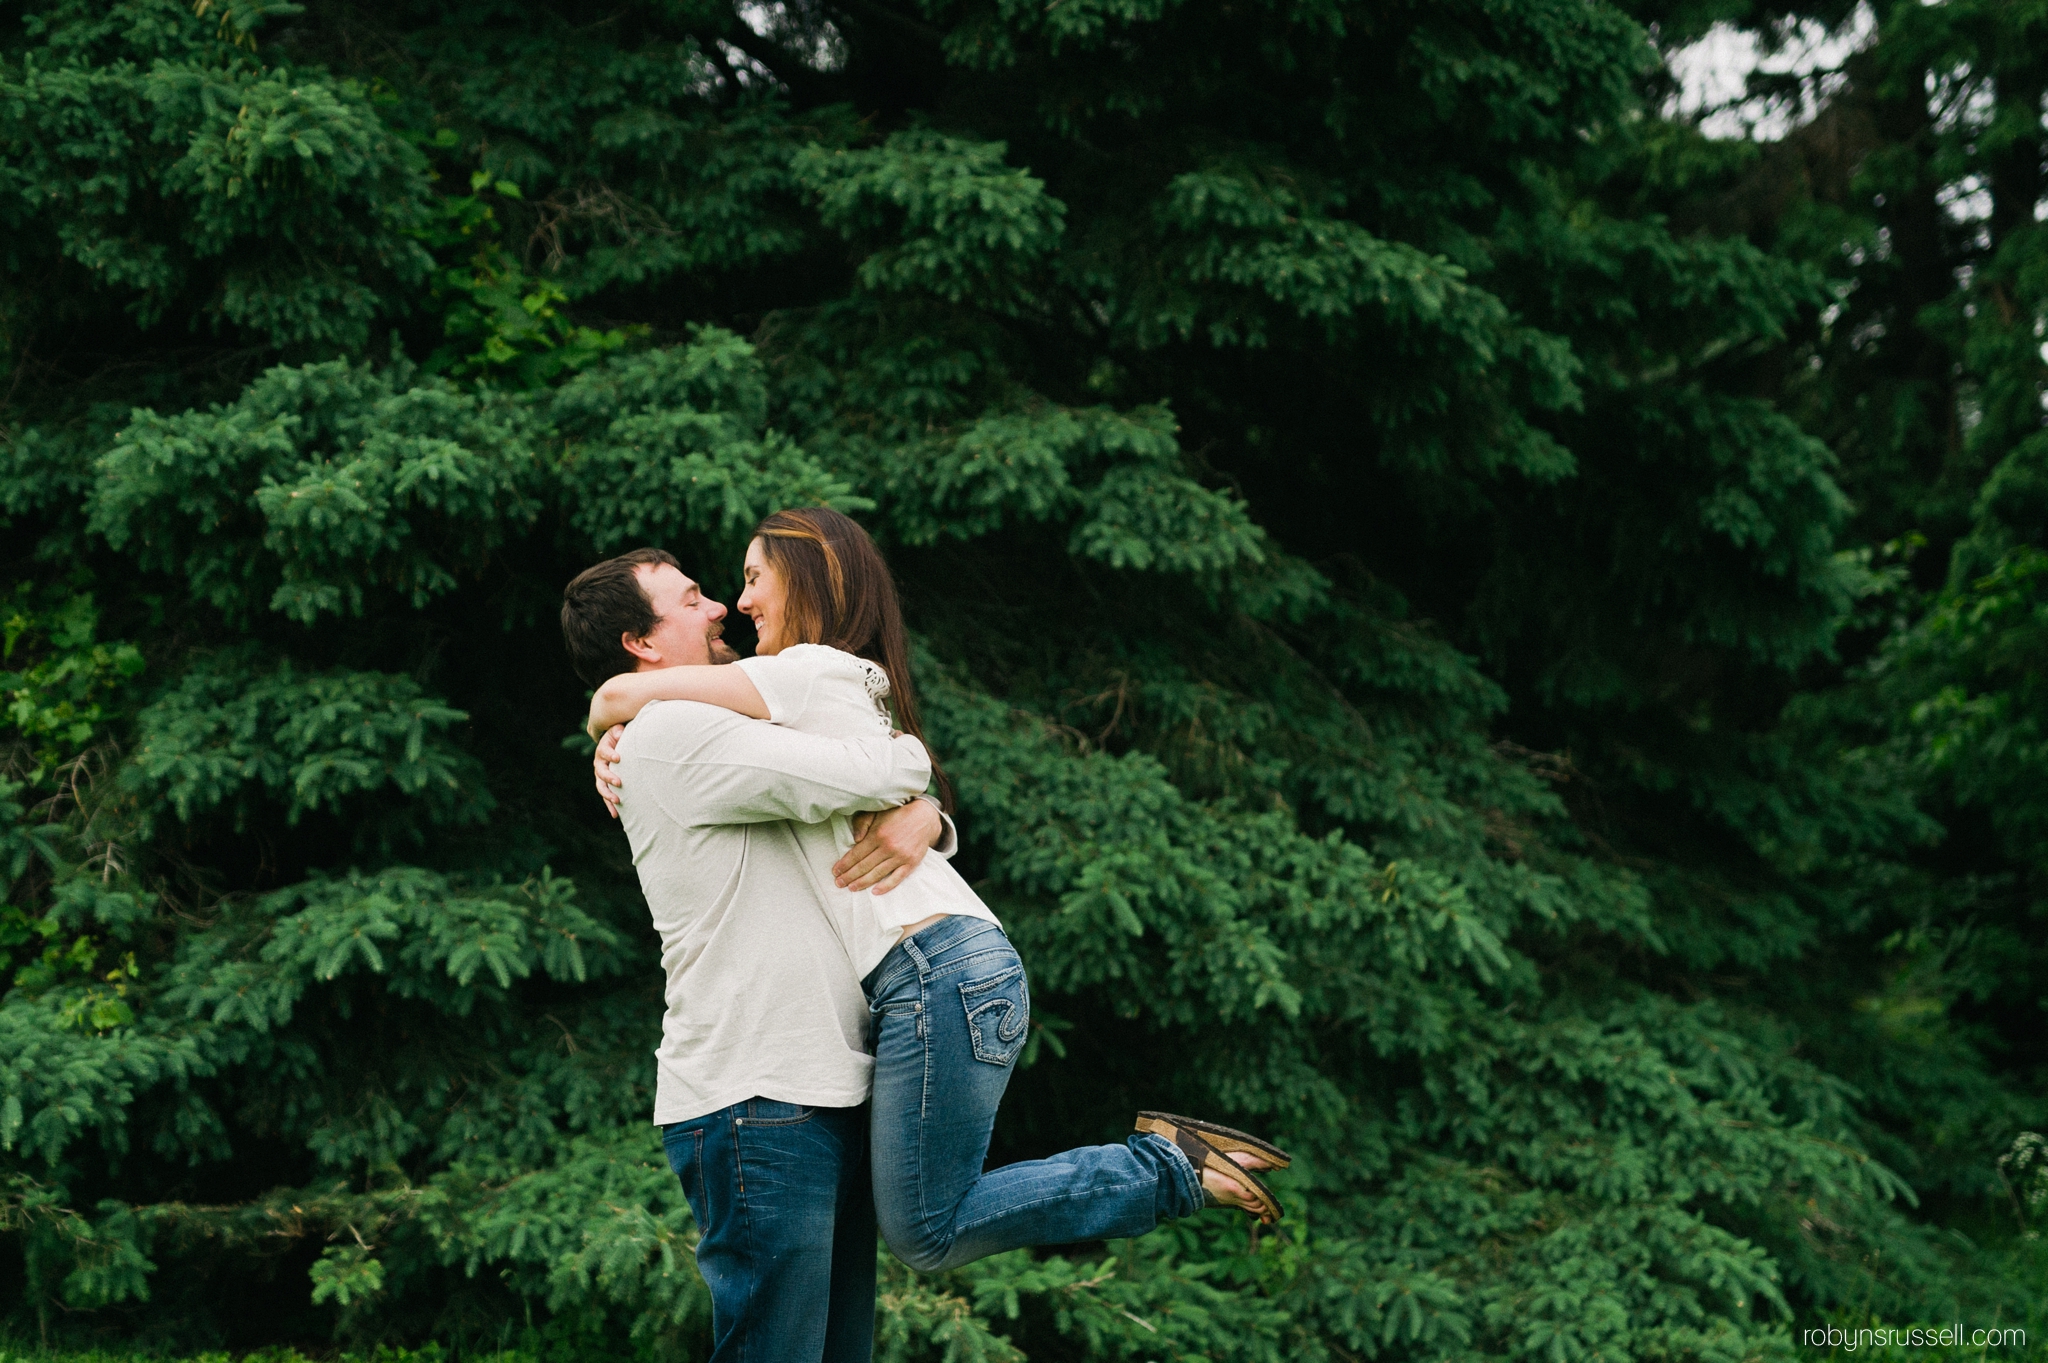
[862,915,1203,1271]
[662,1098,876,1363]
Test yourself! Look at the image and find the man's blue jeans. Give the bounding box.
[662,1098,875,1363]
[862,915,1203,1271]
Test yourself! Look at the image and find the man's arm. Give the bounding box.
[834,798,952,893]
[634,702,934,827]
[593,732,961,845]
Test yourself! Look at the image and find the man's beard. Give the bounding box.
[707,622,740,665]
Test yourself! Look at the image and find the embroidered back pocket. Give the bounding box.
[959,965,1030,1067]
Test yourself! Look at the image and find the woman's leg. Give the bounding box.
[864,917,1205,1272]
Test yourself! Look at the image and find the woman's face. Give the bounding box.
[737,538,789,655]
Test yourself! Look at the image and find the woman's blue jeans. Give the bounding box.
[861,914,1203,1271]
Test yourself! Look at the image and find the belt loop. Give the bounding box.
[902,934,931,975]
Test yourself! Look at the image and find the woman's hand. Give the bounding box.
[593,724,625,819]
[834,801,943,894]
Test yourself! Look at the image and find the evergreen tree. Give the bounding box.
[1,0,2037,1358]
[1677,0,2048,1300]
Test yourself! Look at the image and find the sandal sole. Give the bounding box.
[1136,1111,1292,1169]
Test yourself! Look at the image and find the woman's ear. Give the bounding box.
[620,632,662,665]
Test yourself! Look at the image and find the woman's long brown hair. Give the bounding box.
[752,508,953,812]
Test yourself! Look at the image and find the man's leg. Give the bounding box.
[664,1098,865,1363]
[821,1104,877,1363]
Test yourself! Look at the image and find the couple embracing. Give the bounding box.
[559,508,1287,1362]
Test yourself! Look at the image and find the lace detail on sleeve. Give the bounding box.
[855,658,891,705]
[851,658,893,731]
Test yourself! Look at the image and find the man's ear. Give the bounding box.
[621,631,662,665]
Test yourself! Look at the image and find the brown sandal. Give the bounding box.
[1136,1114,1285,1224]
[1136,1111,1292,1169]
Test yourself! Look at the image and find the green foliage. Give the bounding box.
[128,655,492,834]
[1,0,2043,1356]
[417,172,639,387]
[0,591,145,1030]
[1,590,144,783]
[1998,1132,2048,1236]
[1725,0,2048,1288]
[796,132,1066,309]
[0,0,435,354]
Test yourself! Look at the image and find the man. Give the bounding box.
[560,547,949,1363]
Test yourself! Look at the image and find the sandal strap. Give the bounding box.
[1149,1119,1283,1223]
[1168,1122,1219,1173]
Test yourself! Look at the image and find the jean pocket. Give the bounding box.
[959,965,1030,1067]
[662,1125,706,1214]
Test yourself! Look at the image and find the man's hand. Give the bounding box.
[834,800,943,895]
[593,724,625,819]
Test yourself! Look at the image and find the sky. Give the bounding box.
[1665,4,1877,140]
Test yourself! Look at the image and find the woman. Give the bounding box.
[588,507,1287,1270]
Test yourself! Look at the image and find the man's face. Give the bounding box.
[629,563,738,669]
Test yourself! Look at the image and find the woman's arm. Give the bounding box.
[586,665,769,739]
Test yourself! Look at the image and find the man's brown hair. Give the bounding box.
[560,547,681,688]
[753,508,952,811]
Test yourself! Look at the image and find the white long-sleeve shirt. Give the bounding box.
[736,644,998,976]
[614,698,934,1124]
